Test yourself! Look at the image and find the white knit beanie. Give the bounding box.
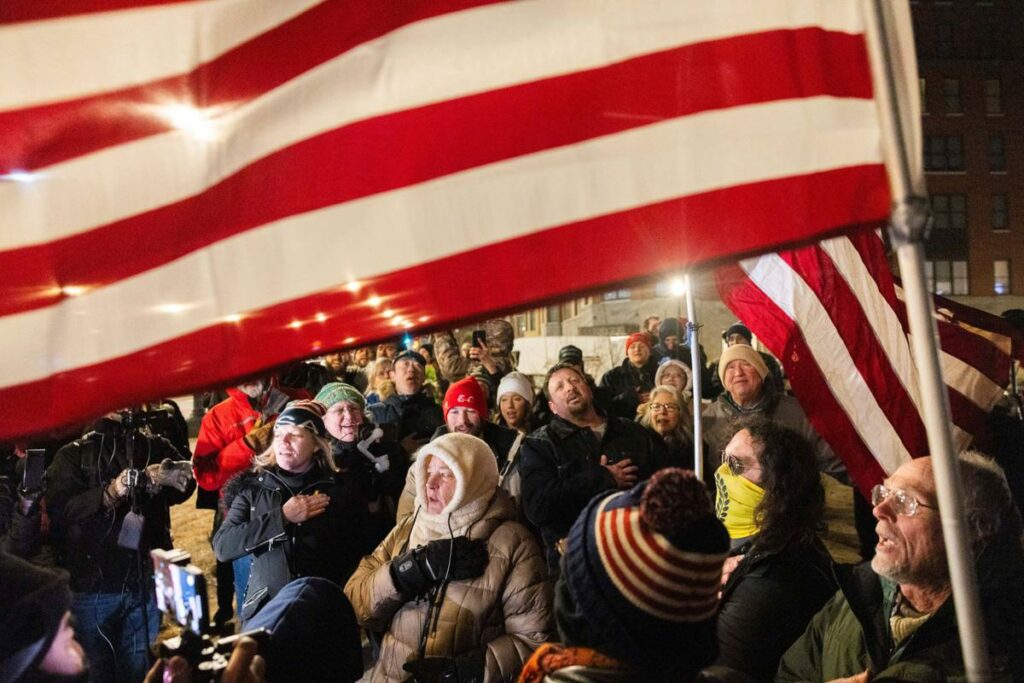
[496,372,534,406]
[655,360,693,398]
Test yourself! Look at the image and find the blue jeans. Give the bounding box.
[233,554,253,610]
[71,590,160,683]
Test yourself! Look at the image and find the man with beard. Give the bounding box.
[519,363,669,575]
[777,453,1024,681]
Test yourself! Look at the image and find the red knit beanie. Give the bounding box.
[625,332,651,353]
[443,377,487,421]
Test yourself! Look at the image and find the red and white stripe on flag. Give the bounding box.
[715,228,1022,497]
[0,1,892,440]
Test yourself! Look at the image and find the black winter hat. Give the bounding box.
[723,322,753,343]
[558,345,583,366]
[0,552,72,683]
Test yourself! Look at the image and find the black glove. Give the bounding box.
[390,536,488,600]
[402,650,485,683]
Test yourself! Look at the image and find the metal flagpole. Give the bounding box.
[684,274,703,480]
[864,1,990,678]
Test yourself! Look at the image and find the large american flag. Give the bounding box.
[0,1,899,440]
[716,228,1023,497]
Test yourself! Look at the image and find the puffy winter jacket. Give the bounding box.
[192,387,289,493]
[345,488,551,683]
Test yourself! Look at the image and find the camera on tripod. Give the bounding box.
[152,549,267,681]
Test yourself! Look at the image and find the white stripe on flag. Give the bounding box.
[0,0,867,113]
[0,0,324,111]
[0,97,884,386]
[1,2,875,250]
[741,253,912,474]
[819,237,924,412]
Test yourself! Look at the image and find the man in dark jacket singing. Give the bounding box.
[520,363,670,575]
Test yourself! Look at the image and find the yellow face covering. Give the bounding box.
[714,462,766,540]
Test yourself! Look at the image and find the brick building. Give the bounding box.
[914,0,1024,306]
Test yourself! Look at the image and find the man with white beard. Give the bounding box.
[777,452,1024,682]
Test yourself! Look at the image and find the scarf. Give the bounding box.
[406,433,499,549]
[714,462,765,540]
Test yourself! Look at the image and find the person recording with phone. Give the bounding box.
[44,409,196,683]
[431,320,516,400]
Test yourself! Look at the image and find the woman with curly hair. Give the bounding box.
[711,416,837,681]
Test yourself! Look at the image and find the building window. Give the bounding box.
[602,289,631,301]
[924,135,964,172]
[985,79,1003,114]
[936,23,954,56]
[943,78,961,114]
[989,134,1006,172]
[926,260,969,296]
[931,194,967,230]
[992,195,1009,231]
[994,260,1010,295]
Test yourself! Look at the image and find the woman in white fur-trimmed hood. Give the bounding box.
[345,433,551,683]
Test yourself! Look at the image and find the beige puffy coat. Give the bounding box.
[345,435,551,683]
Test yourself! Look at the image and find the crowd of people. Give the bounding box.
[2,317,1024,682]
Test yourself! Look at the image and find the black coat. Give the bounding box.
[599,358,660,419]
[368,392,444,442]
[214,465,372,621]
[715,536,836,681]
[519,415,669,573]
[45,428,195,592]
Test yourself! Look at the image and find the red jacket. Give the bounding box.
[193,387,288,492]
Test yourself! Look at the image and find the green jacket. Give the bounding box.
[777,555,1023,682]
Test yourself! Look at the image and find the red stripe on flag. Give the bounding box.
[777,245,928,459]
[0,29,876,318]
[0,165,890,439]
[848,228,904,314]
[716,261,891,497]
[0,0,501,172]
[0,0,195,24]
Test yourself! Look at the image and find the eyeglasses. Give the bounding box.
[649,403,680,413]
[721,450,760,476]
[870,484,937,517]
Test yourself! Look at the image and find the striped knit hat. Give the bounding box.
[275,400,327,438]
[563,468,729,671]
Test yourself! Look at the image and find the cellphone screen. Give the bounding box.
[21,449,46,491]
[152,551,209,635]
[472,330,487,347]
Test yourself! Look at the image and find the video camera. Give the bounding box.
[151,549,267,681]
